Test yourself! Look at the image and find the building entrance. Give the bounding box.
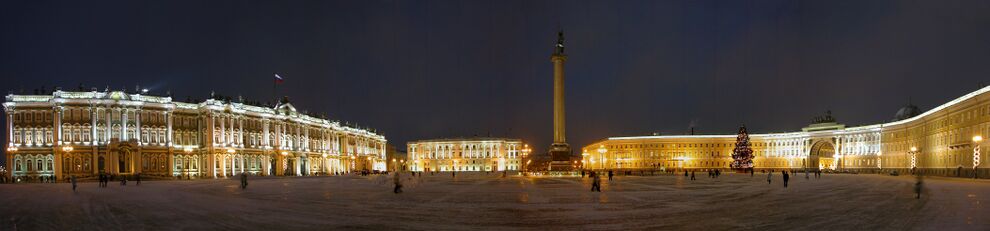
[810,141,836,170]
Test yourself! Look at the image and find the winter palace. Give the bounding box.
[3,90,387,181]
[407,138,530,172]
[583,85,990,178]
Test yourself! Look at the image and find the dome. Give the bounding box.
[894,104,921,121]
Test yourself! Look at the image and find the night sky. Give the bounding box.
[3,0,990,159]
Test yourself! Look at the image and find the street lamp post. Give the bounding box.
[521,145,531,173]
[909,146,919,175]
[581,149,589,170]
[973,136,982,179]
[598,145,607,170]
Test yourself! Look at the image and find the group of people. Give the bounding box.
[39,175,58,183]
[708,169,722,179]
[97,173,141,187]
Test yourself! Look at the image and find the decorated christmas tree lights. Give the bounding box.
[731,125,754,169]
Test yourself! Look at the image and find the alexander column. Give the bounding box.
[549,30,573,171]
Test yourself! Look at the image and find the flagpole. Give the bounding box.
[273,74,276,107]
[273,73,284,106]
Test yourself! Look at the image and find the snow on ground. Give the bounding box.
[0,172,987,230]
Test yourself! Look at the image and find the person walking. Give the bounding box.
[690,171,696,181]
[767,171,773,184]
[240,172,248,189]
[136,173,141,186]
[805,169,810,180]
[783,171,790,188]
[71,176,77,192]
[393,171,403,194]
[608,170,614,181]
[591,172,602,192]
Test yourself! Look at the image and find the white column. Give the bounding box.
[165,112,172,146]
[220,116,226,146]
[105,109,111,142]
[228,117,234,146]
[121,109,128,140]
[261,121,268,147]
[54,107,62,145]
[238,117,243,147]
[135,110,141,144]
[220,156,226,177]
[90,108,97,145]
[295,156,302,176]
[7,112,13,145]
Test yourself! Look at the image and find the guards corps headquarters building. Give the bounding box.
[3,90,387,181]
[584,86,990,178]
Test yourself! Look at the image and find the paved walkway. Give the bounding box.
[0,173,986,230]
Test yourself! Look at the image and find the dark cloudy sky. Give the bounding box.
[3,0,990,156]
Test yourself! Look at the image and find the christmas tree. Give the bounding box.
[731,125,754,169]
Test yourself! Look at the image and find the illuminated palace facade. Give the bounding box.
[407,138,530,172]
[583,86,990,177]
[3,90,387,180]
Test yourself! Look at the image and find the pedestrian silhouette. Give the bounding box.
[591,172,602,192]
[393,171,403,194]
[240,173,248,189]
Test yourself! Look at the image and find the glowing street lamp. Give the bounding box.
[226,148,235,154]
[183,147,194,154]
[973,135,982,179]
[6,146,17,152]
[61,146,73,152]
[909,146,919,172]
[598,145,607,169]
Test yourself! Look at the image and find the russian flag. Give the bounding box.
[274,73,284,84]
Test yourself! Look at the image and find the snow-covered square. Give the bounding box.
[0,172,987,230]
